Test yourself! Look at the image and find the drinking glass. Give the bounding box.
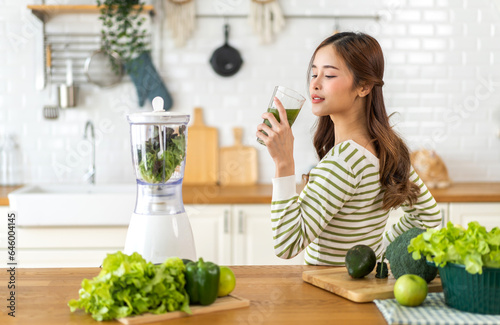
[257,86,306,145]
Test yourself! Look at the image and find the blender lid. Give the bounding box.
[127,111,190,124]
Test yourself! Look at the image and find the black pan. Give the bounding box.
[210,24,243,77]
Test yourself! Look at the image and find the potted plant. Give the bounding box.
[96,0,148,68]
[96,0,172,109]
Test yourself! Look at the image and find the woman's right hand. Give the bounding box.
[256,97,295,178]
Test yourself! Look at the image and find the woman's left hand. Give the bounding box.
[256,97,295,177]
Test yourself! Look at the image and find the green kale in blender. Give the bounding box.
[138,126,186,183]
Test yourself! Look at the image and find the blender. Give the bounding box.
[124,97,196,263]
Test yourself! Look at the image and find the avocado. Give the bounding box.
[345,244,377,278]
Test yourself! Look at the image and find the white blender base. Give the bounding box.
[124,212,197,264]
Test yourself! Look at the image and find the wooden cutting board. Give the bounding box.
[303,268,442,303]
[219,127,258,186]
[184,107,219,185]
[117,295,250,324]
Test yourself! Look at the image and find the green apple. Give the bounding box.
[393,274,428,307]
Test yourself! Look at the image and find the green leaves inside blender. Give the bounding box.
[137,125,186,183]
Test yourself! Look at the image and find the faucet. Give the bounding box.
[83,120,95,184]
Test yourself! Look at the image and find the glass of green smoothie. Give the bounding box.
[257,86,306,145]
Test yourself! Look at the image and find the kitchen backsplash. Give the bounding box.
[1,0,499,184]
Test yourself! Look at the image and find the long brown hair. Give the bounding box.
[305,32,420,210]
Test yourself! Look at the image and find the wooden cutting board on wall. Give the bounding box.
[303,268,442,303]
[219,127,258,186]
[184,107,219,185]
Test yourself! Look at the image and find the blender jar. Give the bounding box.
[125,111,196,263]
[128,112,188,185]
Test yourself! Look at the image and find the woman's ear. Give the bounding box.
[357,83,374,98]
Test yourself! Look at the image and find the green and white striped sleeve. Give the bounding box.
[384,167,442,245]
[271,148,359,259]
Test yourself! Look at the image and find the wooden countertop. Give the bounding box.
[0,185,21,206]
[0,265,386,325]
[183,182,500,204]
[427,182,500,203]
[182,184,274,204]
[2,182,500,206]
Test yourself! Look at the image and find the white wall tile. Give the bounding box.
[435,24,465,36]
[394,38,421,50]
[423,10,449,22]
[394,10,422,22]
[407,52,434,64]
[408,0,435,7]
[408,24,435,36]
[422,38,448,50]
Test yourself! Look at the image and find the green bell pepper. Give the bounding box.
[185,258,220,306]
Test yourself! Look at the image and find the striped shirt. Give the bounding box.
[271,140,442,265]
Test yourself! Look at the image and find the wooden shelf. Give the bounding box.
[27,4,155,22]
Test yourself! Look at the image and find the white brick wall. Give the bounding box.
[0,0,499,184]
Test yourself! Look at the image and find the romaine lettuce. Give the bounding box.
[68,251,191,321]
[408,221,500,274]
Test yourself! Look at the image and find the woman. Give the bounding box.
[256,32,442,265]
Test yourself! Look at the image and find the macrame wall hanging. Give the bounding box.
[165,0,196,47]
[248,0,285,44]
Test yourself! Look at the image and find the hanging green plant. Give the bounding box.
[96,0,149,73]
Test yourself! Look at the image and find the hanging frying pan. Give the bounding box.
[210,23,243,77]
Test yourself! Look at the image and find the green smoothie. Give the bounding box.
[258,107,302,145]
[263,107,301,128]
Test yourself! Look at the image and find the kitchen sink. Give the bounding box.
[8,184,136,226]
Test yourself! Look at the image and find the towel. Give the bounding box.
[125,51,173,109]
[374,293,500,325]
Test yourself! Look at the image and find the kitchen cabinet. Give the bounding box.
[186,205,232,265]
[187,204,305,266]
[0,204,304,268]
[233,204,305,265]
[449,203,500,230]
[13,226,128,268]
[385,203,449,230]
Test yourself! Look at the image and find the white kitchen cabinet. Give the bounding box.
[449,203,500,231]
[385,203,449,231]
[0,214,128,267]
[186,204,232,265]
[15,226,128,267]
[232,204,305,265]
[186,204,305,266]
[4,203,299,267]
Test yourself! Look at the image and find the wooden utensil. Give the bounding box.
[43,43,59,119]
[184,107,219,185]
[303,267,442,303]
[219,127,258,186]
[117,295,250,324]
